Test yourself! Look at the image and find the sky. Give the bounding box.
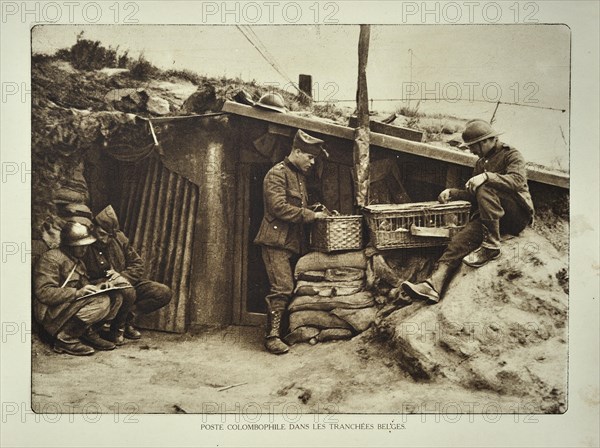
[32,24,570,169]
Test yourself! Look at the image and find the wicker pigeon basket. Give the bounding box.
[310,215,363,253]
[363,201,471,249]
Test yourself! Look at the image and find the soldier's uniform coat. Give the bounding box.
[439,141,534,268]
[254,157,318,308]
[34,249,94,336]
[448,141,534,216]
[254,157,317,254]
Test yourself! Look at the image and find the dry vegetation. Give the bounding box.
[39,34,470,139]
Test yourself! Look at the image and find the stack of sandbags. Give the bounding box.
[286,250,378,345]
[53,160,90,205]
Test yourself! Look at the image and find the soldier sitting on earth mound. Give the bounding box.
[401,119,534,304]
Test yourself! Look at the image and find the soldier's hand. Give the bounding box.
[465,173,488,194]
[106,269,121,281]
[109,275,131,288]
[314,212,329,220]
[437,189,452,203]
[76,284,99,297]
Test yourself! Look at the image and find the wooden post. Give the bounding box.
[353,25,371,208]
[490,101,501,124]
[298,74,312,105]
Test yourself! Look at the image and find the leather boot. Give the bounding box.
[401,263,453,304]
[81,326,116,351]
[265,309,289,355]
[124,312,142,340]
[106,323,125,346]
[463,219,501,268]
[53,318,95,356]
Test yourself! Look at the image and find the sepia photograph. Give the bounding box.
[29,22,570,414]
[1,1,598,447]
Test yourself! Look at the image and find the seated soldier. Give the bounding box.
[84,205,173,343]
[401,120,534,303]
[34,222,122,355]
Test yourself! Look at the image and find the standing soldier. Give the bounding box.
[254,129,329,354]
[402,120,534,303]
[34,222,121,355]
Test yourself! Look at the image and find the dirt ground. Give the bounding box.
[32,326,535,415]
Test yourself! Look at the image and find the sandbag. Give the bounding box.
[288,292,375,312]
[316,328,354,342]
[285,326,320,345]
[289,310,353,332]
[372,254,401,287]
[64,161,89,193]
[319,286,363,297]
[294,280,364,297]
[296,285,319,296]
[54,187,89,204]
[324,267,365,282]
[295,251,367,277]
[332,306,378,332]
[297,270,326,282]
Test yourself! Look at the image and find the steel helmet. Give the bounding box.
[60,222,97,246]
[66,216,94,227]
[461,120,503,147]
[255,92,287,113]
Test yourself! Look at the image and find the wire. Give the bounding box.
[236,25,310,100]
[313,97,566,112]
[239,26,287,81]
[236,26,284,80]
[244,27,287,76]
[370,49,565,112]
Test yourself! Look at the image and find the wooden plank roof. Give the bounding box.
[222,101,569,189]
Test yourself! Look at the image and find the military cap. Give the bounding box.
[292,129,328,157]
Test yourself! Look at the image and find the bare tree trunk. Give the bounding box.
[353,25,370,208]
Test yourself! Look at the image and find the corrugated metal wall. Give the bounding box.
[118,154,199,333]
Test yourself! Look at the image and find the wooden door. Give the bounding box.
[233,164,272,325]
